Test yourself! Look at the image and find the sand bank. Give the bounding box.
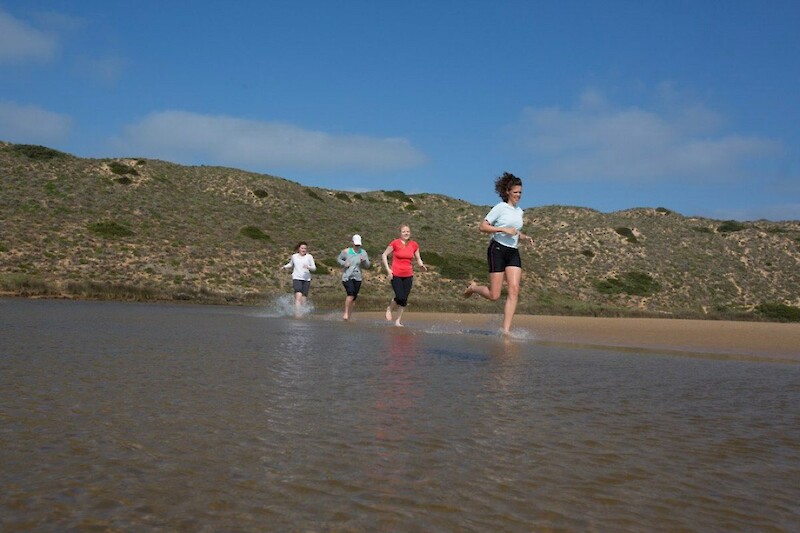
[364,312,800,362]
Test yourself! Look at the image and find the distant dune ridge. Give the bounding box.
[2,141,799,321]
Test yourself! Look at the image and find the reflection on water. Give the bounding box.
[1,298,799,532]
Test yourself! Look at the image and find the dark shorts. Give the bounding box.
[487,240,522,273]
[292,279,311,297]
[342,279,362,299]
[391,276,413,307]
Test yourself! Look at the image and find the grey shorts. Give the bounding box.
[293,279,311,296]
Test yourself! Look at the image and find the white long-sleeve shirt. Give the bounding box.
[283,253,316,281]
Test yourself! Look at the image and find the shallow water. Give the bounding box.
[1,298,799,532]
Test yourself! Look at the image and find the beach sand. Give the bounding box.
[364,312,800,362]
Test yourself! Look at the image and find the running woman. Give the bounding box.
[382,224,427,327]
[282,241,316,318]
[337,234,370,321]
[463,172,534,334]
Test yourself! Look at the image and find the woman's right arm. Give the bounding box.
[381,245,393,276]
[480,219,516,236]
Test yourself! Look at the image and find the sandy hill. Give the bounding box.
[2,142,799,321]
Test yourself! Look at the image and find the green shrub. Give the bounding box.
[10,144,70,160]
[580,249,595,258]
[305,188,324,202]
[655,207,671,214]
[88,221,134,238]
[353,193,364,200]
[764,227,788,234]
[756,303,800,322]
[615,227,638,243]
[240,226,271,240]
[253,189,269,198]
[0,273,48,292]
[405,204,418,211]
[320,257,341,270]
[20,201,39,212]
[718,220,747,233]
[422,251,446,266]
[335,192,352,202]
[691,226,713,234]
[436,255,485,280]
[595,271,661,297]
[384,190,413,203]
[0,243,8,253]
[109,161,139,176]
[114,177,133,185]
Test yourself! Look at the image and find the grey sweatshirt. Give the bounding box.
[337,247,370,281]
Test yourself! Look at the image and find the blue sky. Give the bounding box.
[2,1,799,221]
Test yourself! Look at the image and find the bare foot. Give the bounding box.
[343,315,349,321]
[463,282,477,298]
[385,305,392,322]
[394,321,404,327]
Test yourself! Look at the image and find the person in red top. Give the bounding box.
[381,224,427,327]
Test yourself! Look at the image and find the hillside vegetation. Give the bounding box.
[2,141,800,321]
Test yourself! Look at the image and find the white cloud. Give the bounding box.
[113,111,428,172]
[0,9,58,64]
[516,89,781,183]
[0,101,71,142]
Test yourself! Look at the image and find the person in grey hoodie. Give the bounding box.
[337,234,370,321]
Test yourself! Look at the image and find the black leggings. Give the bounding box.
[391,276,414,307]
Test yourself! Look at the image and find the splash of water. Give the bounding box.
[504,328,535,341]
[422,319,536,341]
[257,294,315,318]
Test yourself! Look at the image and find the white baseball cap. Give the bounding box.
[352,234,362,245]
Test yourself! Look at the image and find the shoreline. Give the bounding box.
[362,312,800,362]
[5,296,799,362]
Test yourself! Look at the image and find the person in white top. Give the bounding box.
[282,241,317,318]
[463,172,534,334]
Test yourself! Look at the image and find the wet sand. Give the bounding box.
[364,312,800,362]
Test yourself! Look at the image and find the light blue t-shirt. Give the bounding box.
[485,201,523,248]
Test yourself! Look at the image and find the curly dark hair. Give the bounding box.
[494,172,523,202]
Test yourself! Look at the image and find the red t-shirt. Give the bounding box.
[389,239,419,277]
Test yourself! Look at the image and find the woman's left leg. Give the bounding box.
[294,291,304,317]
[502,267,522,333]
[392,277,413,326]
[386,277,399,322]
